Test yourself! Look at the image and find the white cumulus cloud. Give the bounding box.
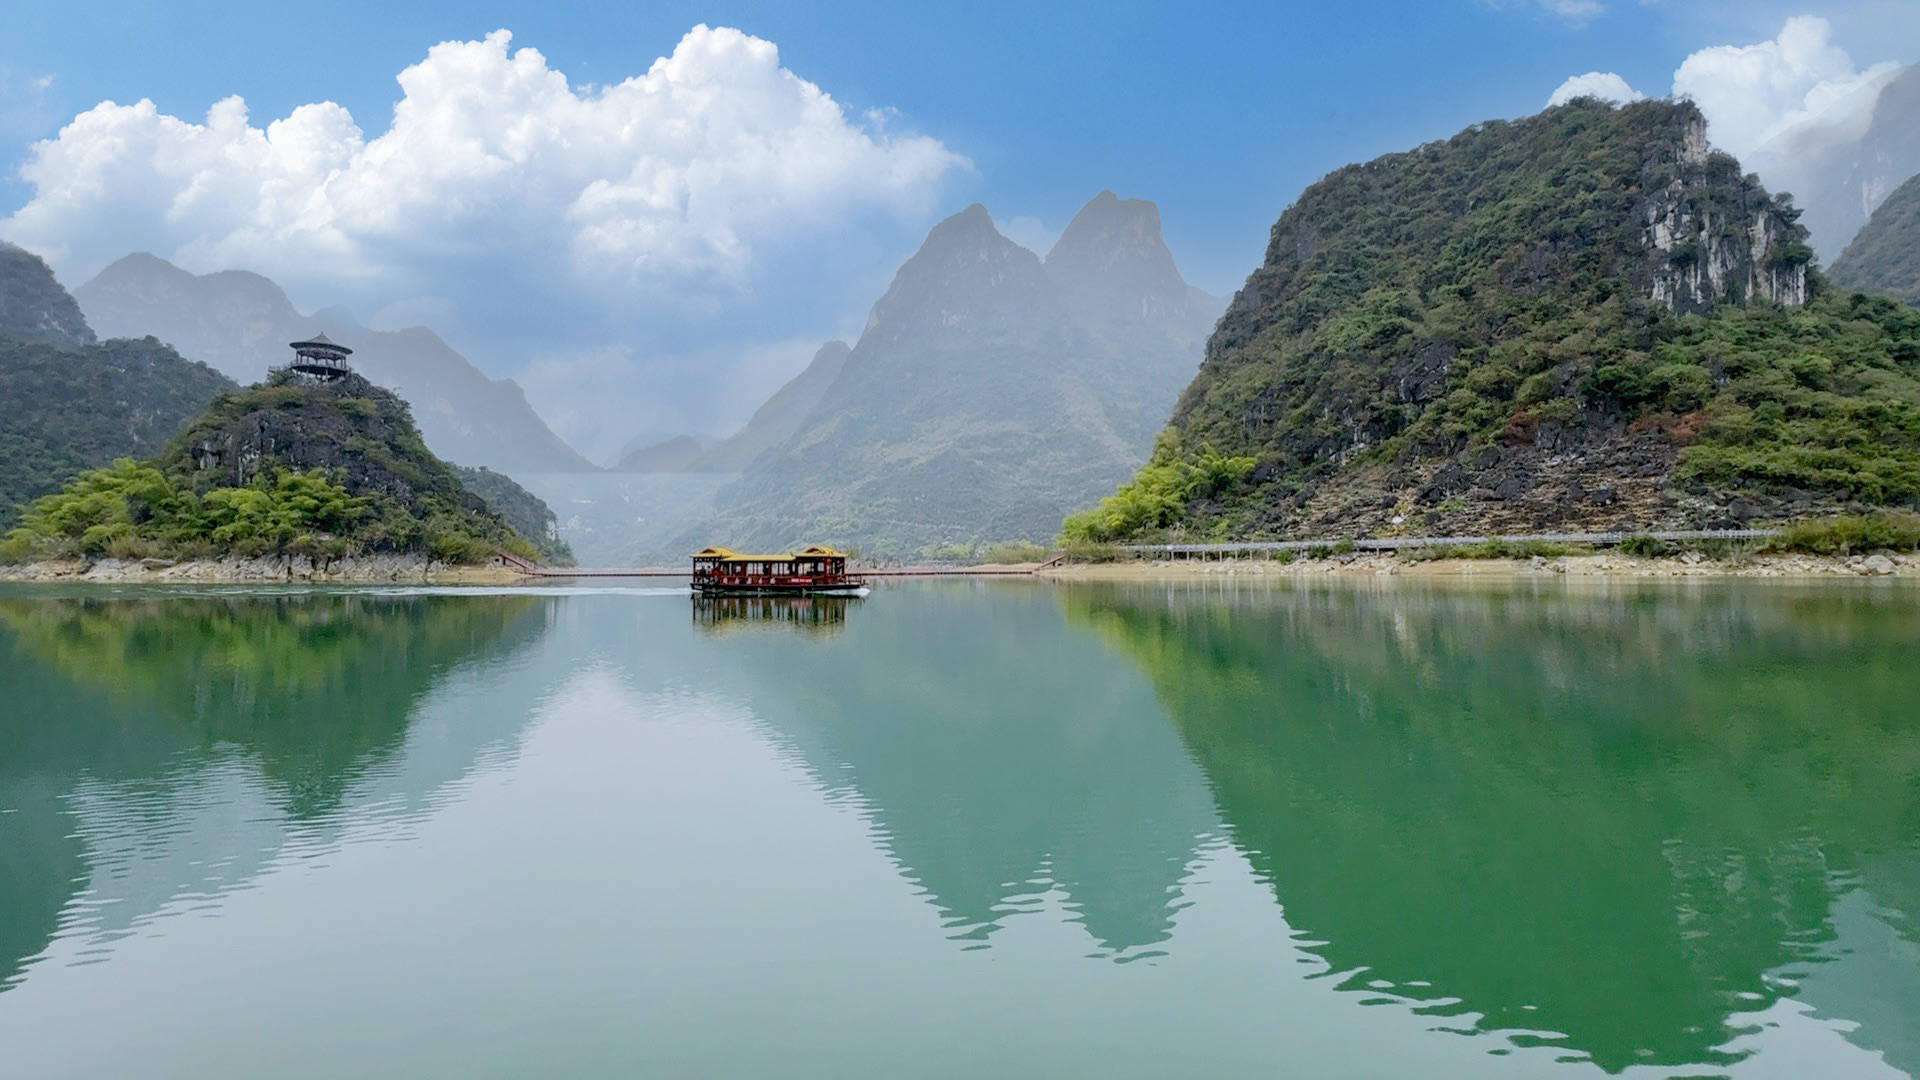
[1543,16,1903,161]
[1547,71,1645,107]
[1670,15,1900,158]
[1,25,965,307]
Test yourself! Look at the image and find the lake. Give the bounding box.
[1,578,1916,1078]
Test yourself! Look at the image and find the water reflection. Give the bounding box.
[1065,580,1920,1073]
[0,592,554,992]
[691,594,858,636]
[705,582,1220,956]
[2,580,1916,1078]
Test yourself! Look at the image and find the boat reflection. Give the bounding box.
[691,594,859,636]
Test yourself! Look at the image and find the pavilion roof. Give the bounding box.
[289,332,353,355]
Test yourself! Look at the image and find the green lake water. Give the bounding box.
[1,578,1916,1078]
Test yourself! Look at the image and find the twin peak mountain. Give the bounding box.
[676,191,1222,554]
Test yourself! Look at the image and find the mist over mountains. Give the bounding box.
[1751,63,1920,262]
[688,192,1220,555]
[74,255,596,475]
[1832,172,1920,306]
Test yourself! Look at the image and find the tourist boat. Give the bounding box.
[690,546,870,596]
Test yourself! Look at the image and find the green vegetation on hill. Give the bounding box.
[452,465,574,565]
[0,243,93,346]
[2,243,238,528]
[1831,171,1920,307]
[1070,99,1920,542]
[1,334,237,528]
[3,372,541,564]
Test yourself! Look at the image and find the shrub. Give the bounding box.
[1617,534,1670,557]
[923,542,979,564]
[1061,431,1256,542]
[1059,542,1127,564]
[1764,514,1920,555]
[984,541,1051,564]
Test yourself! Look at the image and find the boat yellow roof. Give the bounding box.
[690,544,848,562]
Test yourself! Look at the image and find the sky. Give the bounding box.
[3,0,1918,462]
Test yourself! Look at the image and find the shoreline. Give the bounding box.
[0,554,525,585]
[1039,551,1918,581]
[4,551,1916,586]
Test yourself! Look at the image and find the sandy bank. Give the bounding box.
[0,554,524,585]
[1041,551,1920,581]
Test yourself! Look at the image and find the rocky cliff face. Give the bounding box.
[75,255,596,474]
[0,243,95,347]
[1641,114,1811,312]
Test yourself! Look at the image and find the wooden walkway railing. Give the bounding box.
[1116,528,1778,557]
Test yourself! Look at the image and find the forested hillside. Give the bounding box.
[1831,171,1920,307]
[0,243,93,347]
[1,248,238,527]
[0,335,237,528]
[1068,99,1920,542]
[452,465,574,565]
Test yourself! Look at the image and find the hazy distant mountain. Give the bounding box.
[74,254,597,474]
[614,434,707,472]
[1830,171,1920,306]
[691,193,1220,555]
[0,243,94,347]
[607,340,854,475]
[1751,64,1920,262]
[688,340,853,472]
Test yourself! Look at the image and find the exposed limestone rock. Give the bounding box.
[1642,113,1810,313]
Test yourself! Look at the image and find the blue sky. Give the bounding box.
[3,1,1917,457]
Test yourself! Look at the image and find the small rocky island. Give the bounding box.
[1,338,557,581]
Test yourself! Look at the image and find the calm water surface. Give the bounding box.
[1,578,1916,1078]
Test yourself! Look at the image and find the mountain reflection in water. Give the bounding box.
[1063,579,1920,1074]
[706,582,1219,956]
[0,580,1914,1078]
[0,591,555,993]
